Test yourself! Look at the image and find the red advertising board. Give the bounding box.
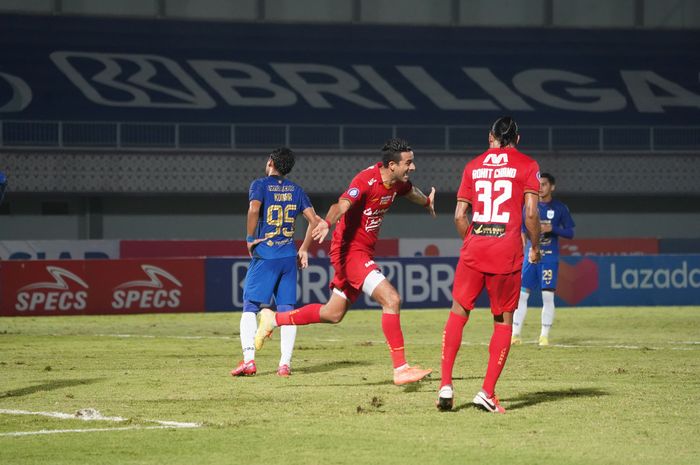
[120,240,249,258]
[559,238,659,256]
[120,239,399,258]
[0,259,205,316]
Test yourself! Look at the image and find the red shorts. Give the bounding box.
[452,258,521,315]
[329,250,379,303]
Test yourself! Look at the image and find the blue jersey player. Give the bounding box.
[512,173,575,346]
[231,147,321,378]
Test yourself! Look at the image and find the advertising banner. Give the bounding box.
[526,254,700,307]
[0,240,120,260]
[1,14,699,125]
[399,238,660,258]
[205,256,487,312]
[559,238,659,256]
[0,258,205,316]
[121,240,249,259]
[122,239,398,259]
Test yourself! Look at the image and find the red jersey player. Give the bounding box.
[255,138,436,385]
[437,116,541,413]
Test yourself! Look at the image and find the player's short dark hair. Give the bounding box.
[541,172,556,185]
[381,138,412,167]
[269,147,295,175]
[490,116,519,148]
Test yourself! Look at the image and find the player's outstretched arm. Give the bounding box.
[524,192,541,263]
[454,200,471,240]
[311,199,351,243]
[405,186,436,217]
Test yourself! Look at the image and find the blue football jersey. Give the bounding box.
[523,199,575,262]
[249,175,312,259]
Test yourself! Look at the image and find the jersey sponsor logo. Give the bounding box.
[348,187,360,198]
[0,71,32,113]
[364,260,376,268]
[379,194,394,205]
[471,222,506,237]
[363,207,389,217]
[111,264,182,310]
[365,216,383,232]
[15,266,89,312]
[483,153,509,167]
[367,178,377,186]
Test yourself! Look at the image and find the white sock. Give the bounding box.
[240,312,257,363]
[512,290,530,336]
[279,325,297,367]
[541,291,555,338]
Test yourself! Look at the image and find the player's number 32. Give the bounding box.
[473,180,512,223]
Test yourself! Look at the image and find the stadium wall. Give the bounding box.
[2,255,698,316]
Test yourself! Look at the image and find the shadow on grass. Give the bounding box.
[266,360,364,376]
[453,387,609,412]
[0,378,104,399]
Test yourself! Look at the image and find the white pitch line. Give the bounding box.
[0,425,193,437]
[0,409,126,422]
[0,408,201,437]
[93,333,232,340]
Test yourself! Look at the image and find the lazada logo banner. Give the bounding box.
[0,259,205,316]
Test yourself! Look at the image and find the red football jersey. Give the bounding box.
[332,162,412,256]
[457,147,540,274]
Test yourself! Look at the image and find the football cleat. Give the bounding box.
[277,364,291,377]
[473,390,505,414]
[230,360,256,377]
[254,308,276,350]
[538,336,549,346]
[511,335,522,345]
[393,365,432,386]
[436,385,454,411]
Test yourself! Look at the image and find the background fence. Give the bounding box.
[2,121,699,152]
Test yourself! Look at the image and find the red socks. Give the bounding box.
[482,323,513,397]
[440,311,469,388]
[275,303,322,326]
[381,313,407,368]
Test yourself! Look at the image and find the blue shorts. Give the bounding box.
[243,256,297,311]
[521,259,559,291]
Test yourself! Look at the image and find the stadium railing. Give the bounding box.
[1,120,698,152]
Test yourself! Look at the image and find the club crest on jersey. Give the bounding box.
[483,152,509,167]
[547,209,555,219]
[347,187,360,198]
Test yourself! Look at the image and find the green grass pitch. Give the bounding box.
[1,306,698,465]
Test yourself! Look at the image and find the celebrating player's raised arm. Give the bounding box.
[405,186,436,217]
[311,198,352,243]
